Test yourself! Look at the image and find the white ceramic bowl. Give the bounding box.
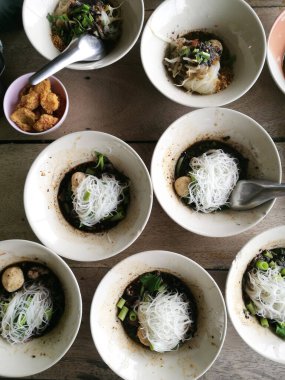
[267,10,285,95]
[22,0,144,70]
[3,72,69,136]
[0,239,82,377]
[151,107,281,237]
[141,0,266,108]
[24,131,153,261]
[90,250,227,380]
[226,225,285,364]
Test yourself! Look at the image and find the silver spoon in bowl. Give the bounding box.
[229,180,285,210]
[29,34,106,85]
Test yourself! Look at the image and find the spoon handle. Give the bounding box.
[29,47,83,85]
[260,183,285,199]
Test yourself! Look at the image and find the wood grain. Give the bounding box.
[0,142,284,270]
[1,7,285,141]
[0,1,285,379]
[23,268,285,380]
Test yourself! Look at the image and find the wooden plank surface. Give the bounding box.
[0,142,284,270]
[1,7,285,141]
[0,0,285,379]
[23,269,284,380]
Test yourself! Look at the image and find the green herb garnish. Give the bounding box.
[140,273,163,293]
[95,152,106,171]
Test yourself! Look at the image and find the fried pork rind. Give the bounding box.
[11,107,37,132]
[34,114,59,132]
[10,78,62,133]
[33,79,51,96]
[19,90,40,110]
[41,92,60,114]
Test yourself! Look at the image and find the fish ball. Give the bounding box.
[2,266,24,292]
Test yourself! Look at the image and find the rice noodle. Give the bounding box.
[245,267,285,323]
[187,149,239,213]
[183,61,221,94]
[72,174,126,227]
[0,284,53,344]
[137,291,192,352]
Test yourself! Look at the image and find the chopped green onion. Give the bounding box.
[264,250,273,259]
[260,317,269,328]
[82,4,90,11]
[246,302,256,315]
[276,325,285,338]
[129,310,137,322]
[139,285,145,297]
[179,46,190,56]
[118,306,129,321]
[256,260,269,271]
[269,261,276,268]
[18,314,27,328]
[175,156,184,177]
[83,191,91,201]
[281,268,285,276]
[116,298,126,309]
[158,284,167,292]
[107,210,125,222]
[45,308,53,321]
[201,51,210,59]
[95,152,105,171]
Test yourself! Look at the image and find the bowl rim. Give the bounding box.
[267,9,285,95]
[0,239,82,377]
[23,130,153,262]
[22,0,145,71]
[150,107,282,237]
[225,225,285,364]
[90,249,227,380]
[3,72,69,136]
[140,0,266,108]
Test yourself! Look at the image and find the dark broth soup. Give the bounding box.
[164,30,234,93]
[57,156,130,233]
[0,261,65,343]
[242,248,285,339]
[117,271,197,351]
[175,139,249,210]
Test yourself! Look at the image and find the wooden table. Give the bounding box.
[1,1,285,379]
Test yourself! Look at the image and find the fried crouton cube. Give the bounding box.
[40,92,60,114]
[33,79,51,96]
[33,114,58,132]
[10,107,37,132]
[19,90,40,110]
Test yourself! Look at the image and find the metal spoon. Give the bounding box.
[229,180,285,210]
[29,35,105,85]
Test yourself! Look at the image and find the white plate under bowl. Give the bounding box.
[24,131,153,261]
[22,0,144,70]
[141,0,266,108]
[90,250,227,380]
[226,225,285,364]
[151,107,281,237]
[0,239,82,378]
